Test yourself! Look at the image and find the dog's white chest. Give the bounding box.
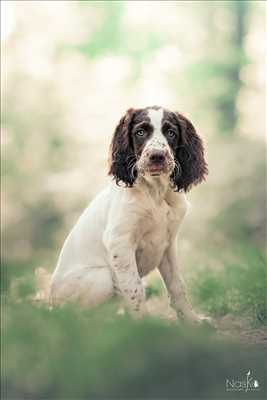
[136,201,177,277]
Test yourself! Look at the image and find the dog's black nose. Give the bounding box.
[149,150,166,164]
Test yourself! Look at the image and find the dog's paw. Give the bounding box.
[193,313,217,329]
[181,311,216,328]
[195,313,212,323]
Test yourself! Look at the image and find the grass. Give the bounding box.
[2,297,266,400]
[2,243,267,399]
[190,244,267,325]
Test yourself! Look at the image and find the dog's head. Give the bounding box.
[108,106,208,191]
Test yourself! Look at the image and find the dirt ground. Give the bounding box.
[146,294,267,347]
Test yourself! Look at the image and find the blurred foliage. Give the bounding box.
[1,1,266,398]
[77,2,125,58]
[2,297,266,399]
[191,245,267,324]
[76,0,165,78]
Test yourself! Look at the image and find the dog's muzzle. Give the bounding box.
[138,148,175,176]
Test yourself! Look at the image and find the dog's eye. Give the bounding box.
[136,129,145,137]
[167,129,176,138]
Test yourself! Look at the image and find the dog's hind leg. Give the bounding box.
[50,266,114,308]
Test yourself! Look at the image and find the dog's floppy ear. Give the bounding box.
[171,112,208,192]
[108,108,137,187]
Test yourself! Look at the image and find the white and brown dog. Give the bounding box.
[50,106,209,323]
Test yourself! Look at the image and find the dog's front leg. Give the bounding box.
[159,242,208,324]
[106,241,147,318]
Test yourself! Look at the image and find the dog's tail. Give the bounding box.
[33,267,52,306]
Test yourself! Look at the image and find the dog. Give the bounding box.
[50,106,209,323]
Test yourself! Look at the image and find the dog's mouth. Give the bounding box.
[137,157,175,178]
[148,159,176,176]
[148,165,165,176]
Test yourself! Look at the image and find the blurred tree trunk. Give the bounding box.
[219,1,249,134]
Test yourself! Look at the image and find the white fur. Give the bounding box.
[146,108,168,151]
